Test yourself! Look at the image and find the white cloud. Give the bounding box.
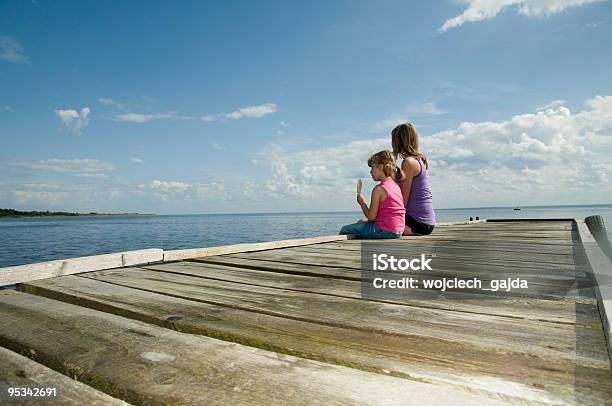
[201,114,217,122]
[406,102,446,116]
[210,143,223,150]
[254,139,389,199]
[583,21,604,29]
[22,183,61,190]
[129,157,145,163]
[13,158,114,177]
[145,180,192,193]
[536,99,567,111]
[9,190,71,206]
[1,186,127,209]
[135,179,231,202]
[224,103,277,120]
[112,111,192,122]
[439,0,604,32]
[0,36,28,64]
[194,182,229,200]
[98,98,126,111]
[99,96,194,123]
[55,107,91,135]
[370,115,411,133]
[113,113,155,123]
[252,95,612,206]
[200,103,278,122]
[108,102,277,124]
[2,105,13,111]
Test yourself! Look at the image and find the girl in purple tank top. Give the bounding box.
[391,123,436,236]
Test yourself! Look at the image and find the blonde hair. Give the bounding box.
[391,123,429,169]
[368,150,404,182]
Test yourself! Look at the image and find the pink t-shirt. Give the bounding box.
[375,178,406,233]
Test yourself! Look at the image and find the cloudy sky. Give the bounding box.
[1,0,611,214]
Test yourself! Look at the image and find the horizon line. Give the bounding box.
[160,202,612,216]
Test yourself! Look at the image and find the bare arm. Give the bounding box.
[399,158,420,207]
[357,186,386,220]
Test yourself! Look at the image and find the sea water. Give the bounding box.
[0,204,610,268]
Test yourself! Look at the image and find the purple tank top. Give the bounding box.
[406,157,435,225]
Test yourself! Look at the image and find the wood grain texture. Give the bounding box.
[80,268,609,366]
[0,249,163,286]
[18,275,612,405]
[0,289,508,406]
[143,261,601,326]
[163,234,355,261]
[0,347,128,405]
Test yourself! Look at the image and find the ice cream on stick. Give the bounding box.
[357,179,363,195]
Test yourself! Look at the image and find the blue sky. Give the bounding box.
[1,0,611,214]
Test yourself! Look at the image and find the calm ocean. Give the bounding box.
[1,204,611,268]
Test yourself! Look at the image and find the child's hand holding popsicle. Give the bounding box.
[356,179,367,220]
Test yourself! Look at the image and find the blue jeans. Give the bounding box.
[339,221,402,239]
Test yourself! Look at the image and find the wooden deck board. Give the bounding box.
[222,250,589,279]
[312,240,577,257]
[191,254,590,284]
[76,267,608,366]
[141,261,601,326]
[16,275,612,405]
[0,347,128,405]
[0,289,507,406]
[2,220,611,405]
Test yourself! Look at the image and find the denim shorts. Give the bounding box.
[339,220,402,239]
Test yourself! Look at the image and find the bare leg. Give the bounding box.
[402,226,414,236]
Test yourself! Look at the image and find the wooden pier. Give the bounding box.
[1,219,612,405]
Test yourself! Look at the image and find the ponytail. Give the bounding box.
[368,150,403,181]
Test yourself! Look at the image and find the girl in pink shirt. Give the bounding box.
[340,151,406,239]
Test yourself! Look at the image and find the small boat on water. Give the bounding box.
[513,208,521,211]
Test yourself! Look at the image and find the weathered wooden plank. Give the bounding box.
[143,261,600,326]
[415,227,572,234]
[192,255,589,282]
[226,249,587,275]
[82,268,609,366]
[192,255,363,280]
[253,246,585,272]
[422,223,572,230]
[0,249,163,286]
[394,237,575,246]
[0,289,506,406]
[211,255,595,303]
[422,219,488,226]
[281,246,588,278]
[186,257,588,290]
[18,276,612,405]
[364,224,572,231]
[0,346,128,405]
[317,240,575,256]
[422,232,572,239]
[287,245,577,266]
[163,234,355,261]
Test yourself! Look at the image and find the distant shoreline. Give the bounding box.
[0,209,154,218]
[1,203,610,218]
